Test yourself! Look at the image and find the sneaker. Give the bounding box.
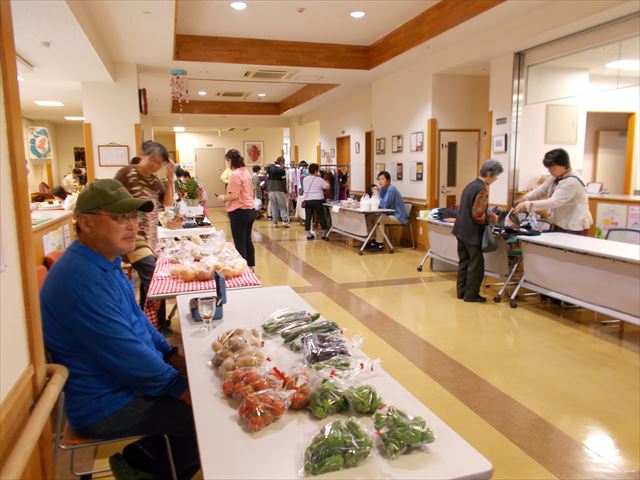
[307,233,315,240]
[282,219,290,228]
[109,454,154,480]
[320,230,328,240]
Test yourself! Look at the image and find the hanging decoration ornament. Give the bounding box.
[170,69,189,115]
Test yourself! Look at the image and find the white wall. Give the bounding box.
[583,112,630,183]
[488,54,515,204]
[1,75,31,403]
[433,74,489,131]
[290,120,319,165]
[175,128,285,174]
[518,84,640,191]
[55,124,84,184]
[82,63,140,180]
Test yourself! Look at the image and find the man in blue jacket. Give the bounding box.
[367,171,408,250]
[41,179,199,480]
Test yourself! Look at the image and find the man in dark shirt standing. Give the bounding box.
[452,160,503,302]
[266,156,289,227]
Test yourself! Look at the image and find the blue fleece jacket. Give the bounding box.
[379,184,408,224]
[41,241,187,430]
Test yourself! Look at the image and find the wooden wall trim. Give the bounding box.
[174,34,370,70]
[279,84,338,114]
[427,119,438,209]
[0,365,35,469]
[83,123,95,183]
[369,0,504,68]
[134,123,142,156]
[484,111,493,160]
[0,0,47,388]
[624,113,636,195]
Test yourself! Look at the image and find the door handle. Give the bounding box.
[440,185,450,194]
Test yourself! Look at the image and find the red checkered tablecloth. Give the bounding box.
[144,257,261,328]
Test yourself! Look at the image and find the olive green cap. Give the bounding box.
[74,179,154,215]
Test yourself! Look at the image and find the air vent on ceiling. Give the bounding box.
[216,91,251,99]
[243,69,296,80]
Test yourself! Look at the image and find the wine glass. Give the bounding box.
[198,297,216,331]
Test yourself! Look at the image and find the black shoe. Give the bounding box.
[457,294,464,300]
[464,296,487,303]
[109,454,154,480]
[366,241,384,250]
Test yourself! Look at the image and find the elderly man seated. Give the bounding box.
[41,179,200,480]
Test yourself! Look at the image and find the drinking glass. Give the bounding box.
[198,296,216,331]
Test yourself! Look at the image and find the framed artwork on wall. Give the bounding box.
[492,134,507,153]
[330,148,336,159]
[321,149,326,159]
[375,137,386,154]
[355,141,360,154]
[391,134,403,153]
[375,163,386,175]
[410,131,424,152]
[27,126,53,160]
[396,162,403,181]
[244,141,263,163]
[410,162,424,181]
[98,144,129,167]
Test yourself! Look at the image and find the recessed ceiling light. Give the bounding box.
[257,93,266,97]
[350,11,365,19]
[17,75,24,81]
[605,59,640,71]
[198,91,207,96]
[34,100,63,107]
[64,116,84,121]
[173,126,186,132]
[230,2,247,10]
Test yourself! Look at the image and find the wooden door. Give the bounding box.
[438,130,480,208]
[336,136,351,191]
[195,148,226,205]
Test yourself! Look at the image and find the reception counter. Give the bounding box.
[32,209,75,266]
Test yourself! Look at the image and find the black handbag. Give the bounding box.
[481,224,498,253]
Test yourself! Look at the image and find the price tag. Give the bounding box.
[332,205,340,213]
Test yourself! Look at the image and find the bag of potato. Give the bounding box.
[211,328,265,378]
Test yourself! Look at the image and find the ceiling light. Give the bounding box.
[605,59,640,71]
[230,2,247,10]
[64,116,84,121]
[17,75,24,81]
[350,11,365,19]
[173,126,185,132]
[198,91,207,96]
[257,93,266,97]
[34,100,63,107]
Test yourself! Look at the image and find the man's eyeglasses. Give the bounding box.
[84,211,143,224]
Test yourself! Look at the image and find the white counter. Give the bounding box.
[177,286,492,479]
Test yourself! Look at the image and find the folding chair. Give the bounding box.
[385,203,415,249]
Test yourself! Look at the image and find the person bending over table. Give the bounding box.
[513,148,592,236]
[115,141,175,330]
[41,179,199,480]
[366,171,408,250]
[452,160,503,303]
[217,149,256,269]
[302,162,330,239]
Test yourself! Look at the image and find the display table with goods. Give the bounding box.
[324,201,396,255]
[158,205,215,238]
[508,233,640,323]
[176,286,493,479]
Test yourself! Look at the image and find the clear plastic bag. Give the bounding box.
[282,366,313,410]
[238,388,292,432]
[344,384,383,415]
[281,320,340,350]
[211,328,265,377]
[302,417,373,476]
[369,194,380,211]
[222,366,283,402]
[373,405,436,459]
[301,332,351,364]
[262,309,320,335]
[307,377,349,419]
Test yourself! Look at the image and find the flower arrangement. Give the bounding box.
[178,177,200,200]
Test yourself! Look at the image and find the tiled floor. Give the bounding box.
[61,208,640,480]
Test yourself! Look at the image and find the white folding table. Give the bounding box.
[177,286,493,480]
[509,233,640,324]
[325,205,396,254]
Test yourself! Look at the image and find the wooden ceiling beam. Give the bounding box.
[175,34,370,70]
[369,0,505,68]
[278,84,338,114]
[172,100,281,115]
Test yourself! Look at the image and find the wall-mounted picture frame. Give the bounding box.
[410,162,424,181]
[321,149,326,159]
[355,141,360,154]
[391,135,403,153]
[410,131,424,152]
[27,126,53,160]
[244,141,263,163]
[330,148,336,159]
[396,162,403,181]
[492,134,507,153]
[375,163,386,175]
[98,144,129,167]
[375,137,386,154]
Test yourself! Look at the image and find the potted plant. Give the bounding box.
[178,177,200,206]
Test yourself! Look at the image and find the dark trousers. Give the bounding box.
[132,255,166,325]
[228,208,256,267]
[76,396,200,480]
[551,224,588,236]
[456,240,485,300]
[304,200,328,231]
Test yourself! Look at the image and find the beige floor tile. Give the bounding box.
[351,283,640,472]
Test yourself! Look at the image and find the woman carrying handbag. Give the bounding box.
[301,163,330,240]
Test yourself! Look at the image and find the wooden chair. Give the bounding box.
[36,265,48,290]
[53,393,177,479]
[385,203,416,249]
[44,249,65,270]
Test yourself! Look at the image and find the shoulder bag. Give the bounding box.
[481,224,498,253]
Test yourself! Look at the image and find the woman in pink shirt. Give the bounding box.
[217,149,256,267]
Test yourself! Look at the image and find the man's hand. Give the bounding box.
[164,159,176,180]
[179,388,192,407]
[167,350,187,376]
[513,201,529,214]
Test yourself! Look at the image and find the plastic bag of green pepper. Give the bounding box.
[345,384,383,414]
[303,418,373,476]
[307,379,348,419]
[373,405,436,459]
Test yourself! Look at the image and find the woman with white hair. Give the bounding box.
[452,159,504,303]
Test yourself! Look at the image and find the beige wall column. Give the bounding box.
[81,63,141,180]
